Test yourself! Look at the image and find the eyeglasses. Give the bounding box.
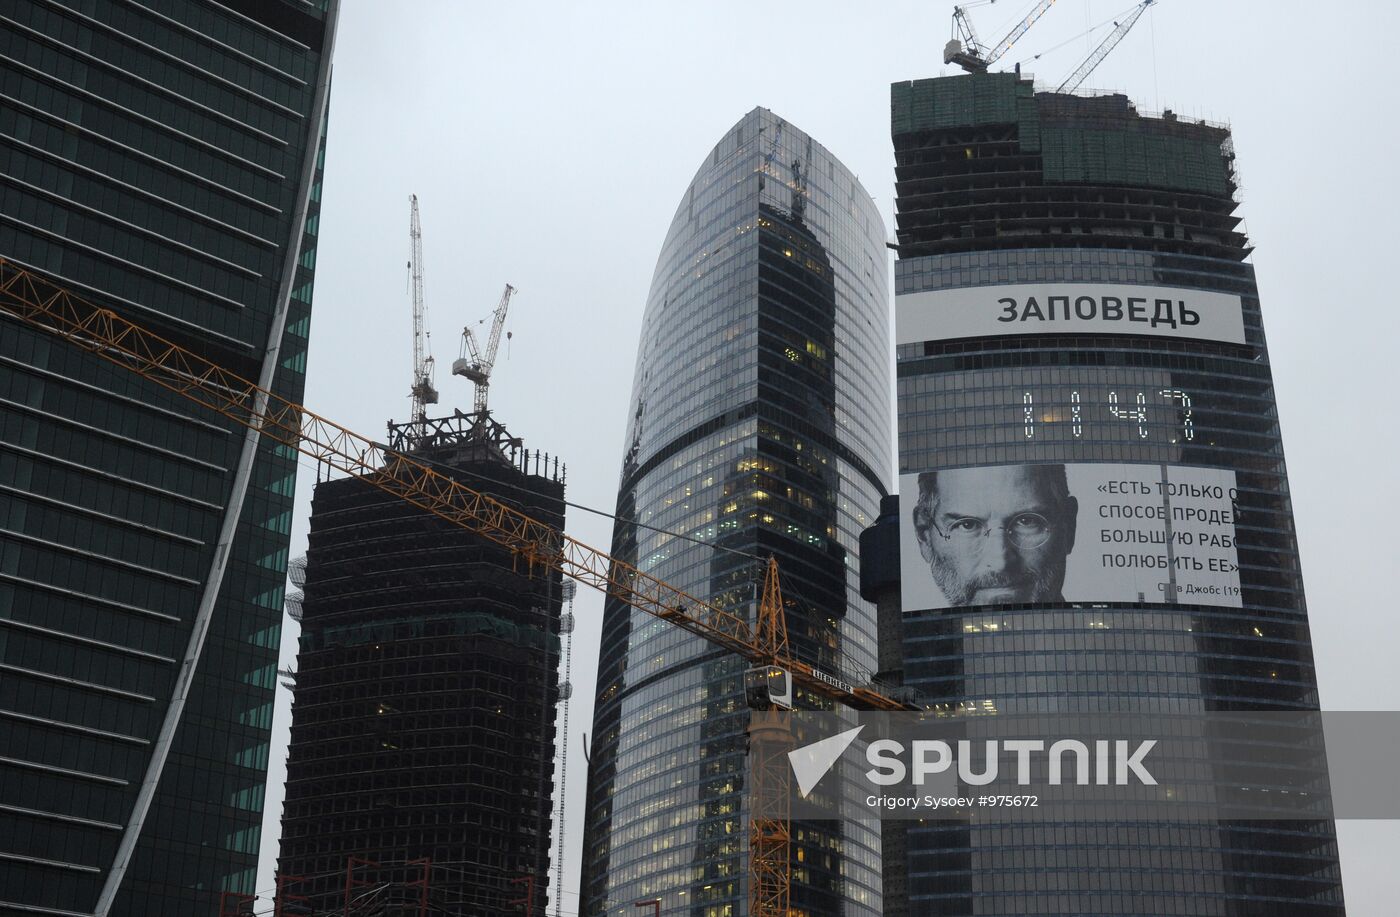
[930,513,1053,550]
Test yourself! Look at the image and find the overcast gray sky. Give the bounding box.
[255,2,1400,912]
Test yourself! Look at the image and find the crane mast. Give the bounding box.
[407,194,438,434]
[1057,0,1156,94]
[949,4,988,64]
[454,283,515,414]
[945,0,1059,73]
[0,258,919,917]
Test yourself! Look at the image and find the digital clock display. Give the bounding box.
[1018,388,1194,442]
[897,369,1223,459]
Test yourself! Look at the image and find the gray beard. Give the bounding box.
[931,556,1063,606]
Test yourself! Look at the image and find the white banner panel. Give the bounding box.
[896,283,1245,345]
[899,463,1242,611]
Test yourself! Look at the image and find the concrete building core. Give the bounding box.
[277,413,565,915]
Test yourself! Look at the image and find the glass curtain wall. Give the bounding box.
[0,1,337,913]
[581,108,891,917]
[893,75,1346,917]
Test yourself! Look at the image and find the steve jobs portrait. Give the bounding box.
[911,464,1078,607]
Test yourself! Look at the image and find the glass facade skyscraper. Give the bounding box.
[580,109,891,917]
[0,2,337,913]
[892,73,1345,915]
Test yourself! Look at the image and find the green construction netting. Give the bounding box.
[1040,127,1229,196]
[892,73,1039,147]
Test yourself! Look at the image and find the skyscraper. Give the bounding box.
[0,2,337,913]
[890,72,1345,915]
[277,413,565,915]
[580,109,891,917]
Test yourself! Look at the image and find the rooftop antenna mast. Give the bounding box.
[1057,0,1156,94]
[454,283,516,414]
[945,0,1060,73]
[407,194,438,439]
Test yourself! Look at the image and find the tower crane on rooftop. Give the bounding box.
[1057,0,1156,94]
[0,258,918,916]
[453,283,516,415]
[407,194,438,438]
[945,0,1060,73]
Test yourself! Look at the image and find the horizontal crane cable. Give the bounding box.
[1011,1,1141,66]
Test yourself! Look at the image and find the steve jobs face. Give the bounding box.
[913,465,1077,606]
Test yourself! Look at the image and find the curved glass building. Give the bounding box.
[891,74,1346,915]
[580,109,891,917]
[0,2,337,913]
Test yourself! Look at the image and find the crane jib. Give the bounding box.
[0,256,922,917]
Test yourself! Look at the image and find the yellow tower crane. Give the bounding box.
[0,258,918,917]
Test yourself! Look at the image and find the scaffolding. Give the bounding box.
[892,72,1247,260]
[277,414,565,916]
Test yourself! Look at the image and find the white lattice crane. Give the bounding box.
[407,194,438,434]
[0,256,929,917]
[1057,0,1156,94]
[945,0,1060,73]
[453,283,516,414]
[0,257,920,917]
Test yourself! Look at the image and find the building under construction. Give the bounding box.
[889,69,1346,915]
[276,412,566,915]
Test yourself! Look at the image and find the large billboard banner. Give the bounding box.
[899,463,1242,611]
[896,283,1245,346]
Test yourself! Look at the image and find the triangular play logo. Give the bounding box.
[787,725,864,797]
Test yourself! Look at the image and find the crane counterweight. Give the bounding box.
[945,0,1059,73]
